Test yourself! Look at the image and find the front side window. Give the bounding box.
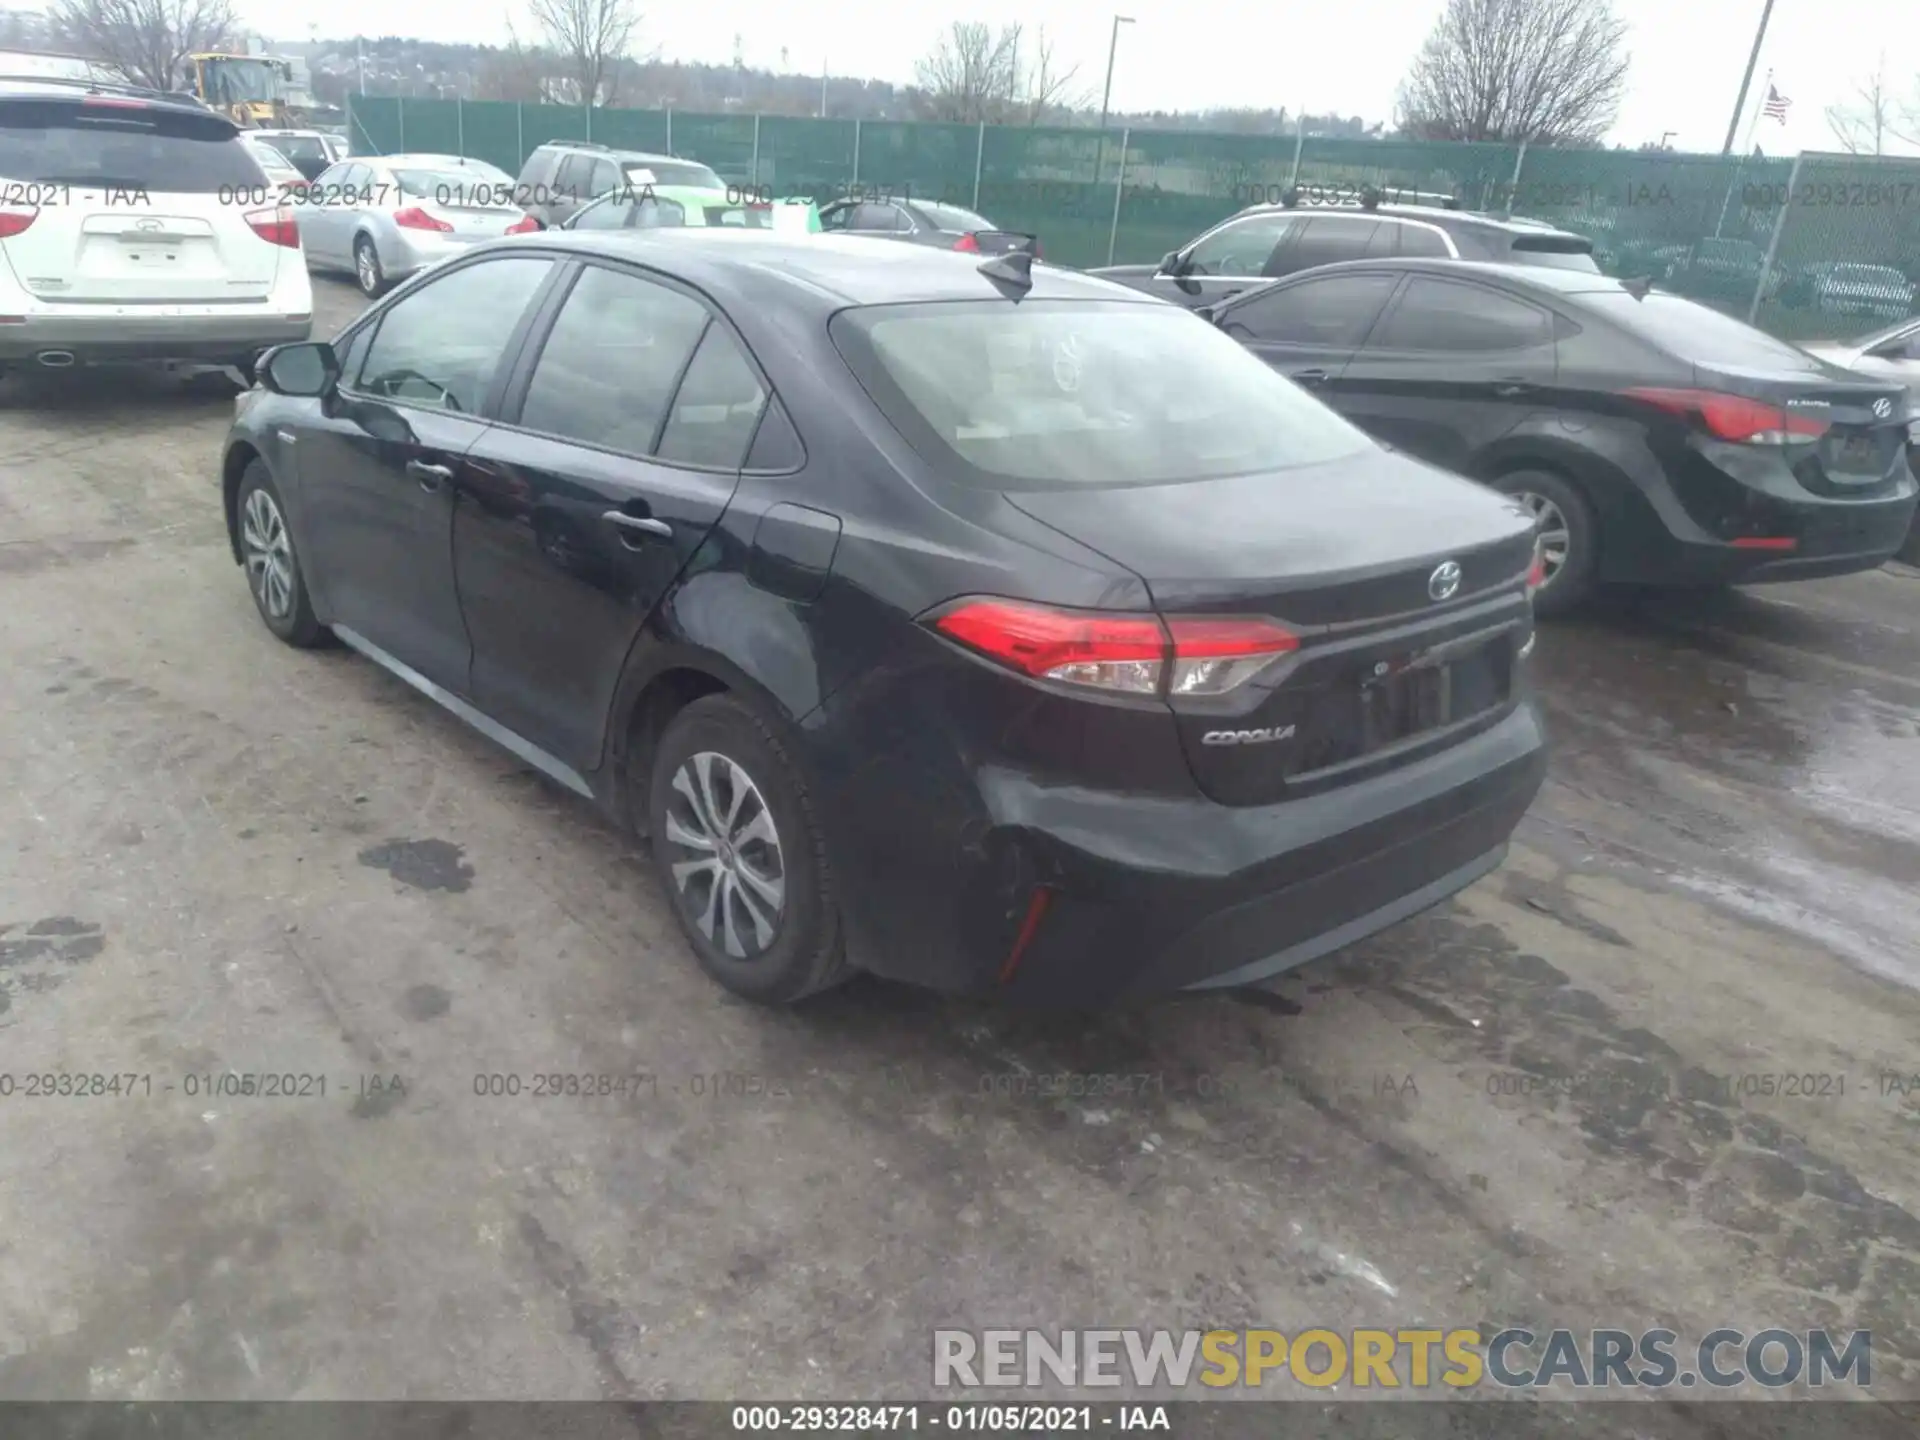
[356,257,553,411]
[518,265,712,453]
[1184,214,1296,277]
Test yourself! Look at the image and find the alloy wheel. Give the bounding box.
[356,242,380,294]
[663,751,786,961]
[241,487,295,620]
[1513,491,1571,590]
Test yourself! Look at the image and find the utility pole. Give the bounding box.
[1721,0,1777,154]
[1093,16,1133,186]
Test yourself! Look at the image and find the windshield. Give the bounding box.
[244,140,298,175]
[627,159,721,188]
[199,57,283,105]
[916,201,992,233]
[1587,290,1829,372]
[831,300,1374,489]
[393,168,515,206]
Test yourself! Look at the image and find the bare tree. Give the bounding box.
[474,25,548,104]
[50,0,237,91]
[1395,0,1630,146]
[1015,26,1087,125]
[527,0,640,106]
[1825,62,1916,155]
[913,22,1023,123]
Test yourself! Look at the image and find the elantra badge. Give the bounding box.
[1873,397,1894,419]
[1428,560,1462,602]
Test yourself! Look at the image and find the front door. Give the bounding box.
[291,252,558,691]
[455,261,765,772]
[1213,270,1403,398]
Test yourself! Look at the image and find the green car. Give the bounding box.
[563,184,822,234]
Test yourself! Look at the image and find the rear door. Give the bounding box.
[455,260,759,771]
[1212,270,1402,397]
[1333,274,1560,470]
[0,94,281,304]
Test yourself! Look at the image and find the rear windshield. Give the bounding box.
[1586,290,1829,372]
[627,159,722,188]
[266,134,328,163]
[392,168,511,204]
[1510,235,1600,273]
[0,99,257,193]
[831,300,1375,489]
[916,201,992,233]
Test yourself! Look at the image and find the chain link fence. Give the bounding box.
[347,97,1920,341]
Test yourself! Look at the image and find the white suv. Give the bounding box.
[0,78,311,381]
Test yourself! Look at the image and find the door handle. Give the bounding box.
[406,459,454,491]
[602,510,674,543]
[1292,368,1330,383]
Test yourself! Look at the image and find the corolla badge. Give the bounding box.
[1873,397,1894,419]
[1428,560,1462,602]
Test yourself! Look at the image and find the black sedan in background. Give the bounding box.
[1205,259,1919,614]
[817,195,1038,256]
[220,232,1545,1008]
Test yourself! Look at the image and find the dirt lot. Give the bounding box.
[1,277,1918,1414]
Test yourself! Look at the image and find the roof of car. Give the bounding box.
[506,229,1145,308]
[0,75,223,120]
[537,142,692,164]
[1242,256,1634,296]
[1240,199,1588,242]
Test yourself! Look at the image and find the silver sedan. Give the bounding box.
[295,154,535,298]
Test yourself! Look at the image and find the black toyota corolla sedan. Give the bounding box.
[219,230,1548,1007]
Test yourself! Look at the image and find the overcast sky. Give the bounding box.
[235,0,1920,156]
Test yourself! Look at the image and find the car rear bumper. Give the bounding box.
[387,231,497,279]
[0,310,311,365]
[1644,492,1917,585]
[832,696,1548,1007]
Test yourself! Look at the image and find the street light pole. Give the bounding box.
[1097,15,1133,137]
[1720,0,1777,154]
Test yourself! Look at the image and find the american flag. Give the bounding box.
[1762,85,1791,122]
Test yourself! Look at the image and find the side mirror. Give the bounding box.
[1160,249,1183,275]
[258,341,339,398]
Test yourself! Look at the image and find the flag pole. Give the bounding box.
[1743,68,1772,154]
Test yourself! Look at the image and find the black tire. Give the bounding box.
[646,693,850,1005]
[234,461,327,647]
[353,235,387,298]
[1492,468,1598,618]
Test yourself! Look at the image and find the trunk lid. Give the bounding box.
[1005,446,1538,805]
[1698,362,1910,489]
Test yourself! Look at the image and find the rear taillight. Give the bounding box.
[927,598,1297,697]
[505,215,539,234]
[953,232,981,253]
[244,206,299,248]
[394,206,453,233]
[1625,387,1829,444]
[0,206,37,240]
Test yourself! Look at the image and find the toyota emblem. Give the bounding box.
[1873,397,1894,419]
[1428,561,1462,602]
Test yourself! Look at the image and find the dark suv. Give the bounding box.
[1092,192,1599,310]
[513,141,724,228]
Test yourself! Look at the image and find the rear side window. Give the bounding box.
[0,99,260,192]
[656,325,769,468]
[1220,273,1400,348]
[1583,291,1832,373]
[1284,216,1382,272]
[1370,277,1553,352]
[518,265,711,453]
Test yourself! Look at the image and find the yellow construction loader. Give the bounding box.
[187,53,297,128]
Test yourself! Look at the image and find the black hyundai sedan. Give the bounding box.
[1204,258,1920,614]
[219,231,1547,1007]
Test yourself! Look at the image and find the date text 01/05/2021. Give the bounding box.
[730,1405,1169,1431]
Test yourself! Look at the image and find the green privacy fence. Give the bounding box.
[348,96,1920,340]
